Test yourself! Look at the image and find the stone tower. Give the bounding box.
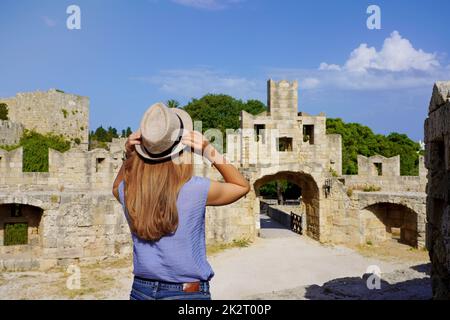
[0,89,89,150]
[267,79,298,120]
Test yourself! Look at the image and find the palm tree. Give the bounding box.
[166,99,180,108]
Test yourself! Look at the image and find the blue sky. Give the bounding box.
[1,0,449,141]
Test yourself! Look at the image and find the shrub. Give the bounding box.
[0,103,8,120]
[4,223,28,246]
[363,185,382,192]
[61,109,68,118]
[346,188,353,197]
[329,168,339,177]
[20,130,71,172]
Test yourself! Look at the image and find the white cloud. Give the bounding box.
[341,31,440,73]
[171,0,243,10]
[319,63,341,71]
[270,65,448,91]
[41,16,57,27]
[133,31,447,99]
[300,78,320,89]
[133,67,264,100]
[280,30,447,91]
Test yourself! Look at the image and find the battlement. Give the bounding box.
[357,155,400,177]
[0,120,23,145]
[0,89,89,150]
[0,138,126,192]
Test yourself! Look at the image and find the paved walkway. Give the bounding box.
[208,214,430,299]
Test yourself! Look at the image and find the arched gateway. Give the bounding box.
[253,170,320,240]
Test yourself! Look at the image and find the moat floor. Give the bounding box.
[0,215,431,300]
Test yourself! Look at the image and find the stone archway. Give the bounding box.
[361,202,419,247]
[0,203,44,256]
[253,171,320,240]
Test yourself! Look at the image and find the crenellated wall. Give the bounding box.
[0,120,23,146]
[0,146,123,192]
[0,82,431,271]
[341,155,427,193]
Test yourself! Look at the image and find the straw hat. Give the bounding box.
[135,102,193,161]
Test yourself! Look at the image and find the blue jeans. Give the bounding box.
[130,276,212,300]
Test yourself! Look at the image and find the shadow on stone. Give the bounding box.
[410,263,431,276]
[304,264,431,300]
[259,215,289,230]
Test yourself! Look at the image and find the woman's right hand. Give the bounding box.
[125,130,141,157]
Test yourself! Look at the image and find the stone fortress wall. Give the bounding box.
[0,89,89,149]
[0,81,430,271]
[424,81,450,299]
[224,80,427,247]
[0,120,23,146]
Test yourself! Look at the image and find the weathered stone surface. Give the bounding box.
[0,89,89,148]
[429,81,450,113]
[425,81,450,299]
[0,120,23,145]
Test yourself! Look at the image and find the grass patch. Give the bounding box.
[351,240,429,263]
[346,188,353,197]
[0,144,20,151]
[348,184,382,193]
[329,168,339,177]
[58,265,119,299]
[363,185,382,192]
[207,238,252,256]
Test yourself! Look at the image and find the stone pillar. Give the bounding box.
[424,81,450,299]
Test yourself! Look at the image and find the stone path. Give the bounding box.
[208,214,431,300]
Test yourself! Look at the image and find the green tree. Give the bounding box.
[259,180,300,202]
[326,118,421,176]
[90,126,133,150]
[107,126,119,141]
[0,103,8,120]
[166,99,180,108]
[93,126,108,142]
[183,94,266,136]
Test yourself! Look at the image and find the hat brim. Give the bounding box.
[135,108,193,162]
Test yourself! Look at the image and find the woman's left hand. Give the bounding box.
[125,130,141,157]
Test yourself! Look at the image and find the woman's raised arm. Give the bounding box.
[112,131,141,200]
[181,131,250,206]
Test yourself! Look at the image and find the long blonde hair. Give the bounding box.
[124,151,193,241]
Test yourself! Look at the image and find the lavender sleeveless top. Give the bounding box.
[118,176,214,283]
